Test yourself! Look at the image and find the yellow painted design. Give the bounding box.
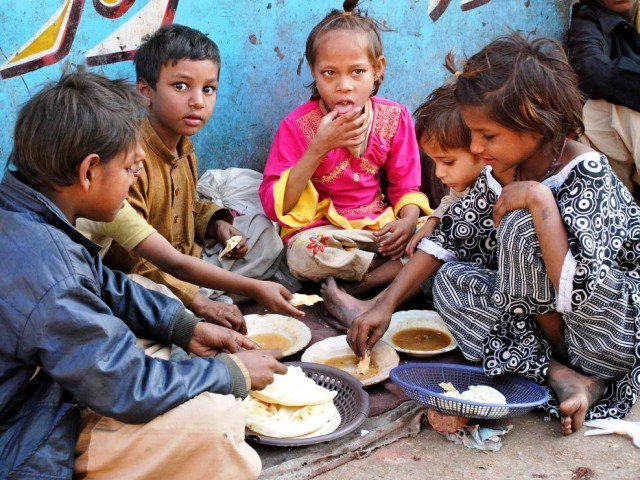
[11,0,72,63]
[100,0,125,5]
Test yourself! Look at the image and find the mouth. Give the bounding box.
[184,114,203,126]
[334,100,355,116]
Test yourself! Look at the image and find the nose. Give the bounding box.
[189,90,205,109]
[469,132,484,155]
[336,75,353,92]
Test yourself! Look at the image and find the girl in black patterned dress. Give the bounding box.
[331,33,640,435]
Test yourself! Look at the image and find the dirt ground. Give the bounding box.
[315,404,639,480]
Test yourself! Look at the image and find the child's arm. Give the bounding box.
[493,182,568,289]
[134,232,303,317]
[348,251,443,357]
[283,107,369,213]
[406,217,440,256]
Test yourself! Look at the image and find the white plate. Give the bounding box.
[245,314,312,357]
[381,310,457,357]
[301,335,399,386]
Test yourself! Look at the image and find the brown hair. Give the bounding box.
[448,32,584,157]
[414,83,471,150]
[305,0,385,100]
[9,72,143,190]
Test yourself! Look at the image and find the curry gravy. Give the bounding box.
[325,355,380,380]
[249,333,292,352]
[392,328,451,351]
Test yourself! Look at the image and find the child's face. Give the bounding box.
[596,0,638,15]
[421,139,484,192]
[140,58,219,143]
[461,105,543,177]
[85,143,145,222]
[311,30,385,116]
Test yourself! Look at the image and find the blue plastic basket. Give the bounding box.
[390,363,549,419]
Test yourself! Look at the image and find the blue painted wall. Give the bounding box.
[0,0,568,173]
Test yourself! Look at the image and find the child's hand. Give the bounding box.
[493,181,550,227]
[190,294,247,333]
[310,107,369,155]
[211,220,248,259]
[406,218,440,257]
[347,307,393,359]
[188,322,259,357]
[374,217,416,260]
[253,281,304,317]
[234,349,288,390]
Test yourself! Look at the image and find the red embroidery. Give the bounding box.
[306,233,329,255]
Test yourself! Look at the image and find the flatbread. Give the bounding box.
[356,351,371,376]
[250,366,337,406]
[218,235,243,260]
[243,396,339,438]
[297,408,341,438]
[442,384,506,404]
[290,293,323,307]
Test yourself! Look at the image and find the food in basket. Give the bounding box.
[242,366,340,439]
[251,366,337,406]
[289,293,323,307]
[439,382,507,404]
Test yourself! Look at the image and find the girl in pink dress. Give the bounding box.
[259,0,431,289]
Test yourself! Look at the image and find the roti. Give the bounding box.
[219,235,243,260]
[297,407,341,438]
[290,293,323,307]
[243,396,339,438]
[442,384,506,404]
[250,366,337,406]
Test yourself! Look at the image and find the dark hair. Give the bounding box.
[448,32,584,156]
[134,24,221,88]
[9,72,143,190]
[305,0,385,100]
[414,83,471,150]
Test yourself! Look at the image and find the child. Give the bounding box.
[0,72,287,479]
[77,199,304,329]
[259,0,431,291]
[568,0,640,198]
[104,24,287,319]
[345,33,640,435]
[405,82,487,256]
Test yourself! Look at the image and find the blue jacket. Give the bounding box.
[0,171,248,479]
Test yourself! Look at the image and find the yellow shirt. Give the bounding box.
[76,201,156,257]
[104,119,231,306]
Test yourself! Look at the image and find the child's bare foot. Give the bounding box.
[547,359,606,435]
[321,277,373,327]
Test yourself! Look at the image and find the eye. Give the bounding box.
[482,134,495,140]
[203,85,217,94]
[174,82,187,91]
[353,68,365,75]
[322,70,335,77]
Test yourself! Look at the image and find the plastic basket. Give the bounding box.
[246,361,370,447]
[390,363,549,419]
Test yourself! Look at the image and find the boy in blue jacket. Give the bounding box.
[0,72,284,479]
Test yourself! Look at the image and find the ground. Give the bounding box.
[315,404,639,480]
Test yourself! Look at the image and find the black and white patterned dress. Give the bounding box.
[418,152,640,419]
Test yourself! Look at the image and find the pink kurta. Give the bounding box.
[260,97,431,241]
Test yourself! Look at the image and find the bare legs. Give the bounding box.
[340,258,403,297]
[533,312,606,435]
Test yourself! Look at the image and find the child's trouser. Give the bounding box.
[286,225,379,282]
[432,209,639,420]
[73,342,260,480]
[580,99,640,196]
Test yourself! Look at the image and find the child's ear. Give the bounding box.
[76,154,101,192]
[374,56,387,81]
[137,79,153,107]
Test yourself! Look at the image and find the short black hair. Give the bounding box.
[134,24,221,88]
[9,72,142,190]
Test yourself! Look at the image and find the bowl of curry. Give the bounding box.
[382,310,458,357]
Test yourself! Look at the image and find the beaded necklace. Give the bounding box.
[514,139,567,182]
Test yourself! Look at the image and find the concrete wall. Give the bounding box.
[0,0,569,173]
